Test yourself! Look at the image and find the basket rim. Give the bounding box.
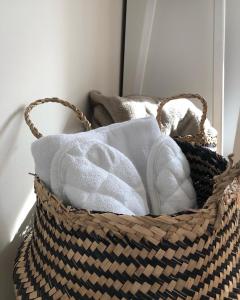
[32,156,240,243]
[35,177,208,219]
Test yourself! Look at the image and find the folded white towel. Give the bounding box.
[32,116,161,191]
[147,135,197,215]
[50,139,149,215]
[32,116,196,216]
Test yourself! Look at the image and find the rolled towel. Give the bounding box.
[51,139,149,215]
[31,117,161,206]
[147,135,197,215]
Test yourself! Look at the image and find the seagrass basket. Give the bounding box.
[14,95,240,300]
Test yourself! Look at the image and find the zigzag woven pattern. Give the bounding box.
[13,162,240,299]
[175,139,228,208]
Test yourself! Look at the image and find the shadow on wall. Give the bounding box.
[0,107,35,299]
[0,107,25,175]
[0,205,35,300]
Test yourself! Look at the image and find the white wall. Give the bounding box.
[0,1,122,299]
[124,0,215,120]
[224,0,240,156]
[123,0,147,95]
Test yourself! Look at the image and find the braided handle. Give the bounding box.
[24,98,92,139]
[156,93,208,144]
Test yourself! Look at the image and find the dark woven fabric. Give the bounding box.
[175,139,228,208]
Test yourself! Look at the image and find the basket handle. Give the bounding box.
[156,93,208,141]
[24,98,92,139]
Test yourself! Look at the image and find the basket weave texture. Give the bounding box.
[175,139,227,208]
[13,95,240,300]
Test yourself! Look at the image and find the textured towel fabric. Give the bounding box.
[51,139,149,215]
[89,90,217,148]
[31,117,161,207]
[147,135,197,215]
[32,117,197,215]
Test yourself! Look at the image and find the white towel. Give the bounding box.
[50,139,149,215]
[32,116,196,215]
[31,117,161,191]
[147,135,197,215]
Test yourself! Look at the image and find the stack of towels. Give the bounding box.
[32,117,197,216]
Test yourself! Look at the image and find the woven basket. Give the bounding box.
[14,95,240,300]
